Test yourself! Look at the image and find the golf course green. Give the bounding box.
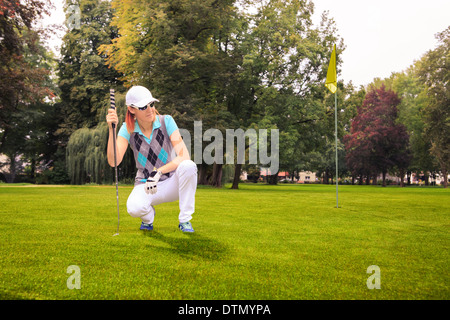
[0,183,448,299]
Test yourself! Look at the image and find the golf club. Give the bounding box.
[110,88,120,236]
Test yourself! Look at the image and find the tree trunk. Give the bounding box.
[442,168,448,188]
[210,163,223,187]
[268,172,278,185]
[31,157,36,183]
[6,152,16,183]
[231,163,242,189]
[382,171,387,187]
[424,172,429,186]
[399,169,405,187]
[198,164,209,185]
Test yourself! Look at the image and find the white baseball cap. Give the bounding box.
[125,85,159,108]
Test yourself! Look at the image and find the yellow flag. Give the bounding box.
[325,44,337,94]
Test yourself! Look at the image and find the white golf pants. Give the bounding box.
[126,160,198,224]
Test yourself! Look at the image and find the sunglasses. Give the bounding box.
[133,101,155,111]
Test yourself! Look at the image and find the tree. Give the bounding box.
[0,0,50,125]
[0,0,56,183]
[57,0,126,184]
[228,1,344,187]
[368,69,437,185]
[344,85,411,186]
[66,123,111,184]
[417,27,450,188]
[57,0,123,141]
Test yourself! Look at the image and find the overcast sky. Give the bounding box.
[312,0,450,87]
[40,0,450,88]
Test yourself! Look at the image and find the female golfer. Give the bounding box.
[106,85,197,232]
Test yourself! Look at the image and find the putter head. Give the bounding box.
[113,233,119,237]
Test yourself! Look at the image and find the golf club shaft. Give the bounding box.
[110,89,120,234]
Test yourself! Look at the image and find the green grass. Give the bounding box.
[0,183,448,300]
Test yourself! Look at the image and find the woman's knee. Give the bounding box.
[127,198,143,218]
[126,186,149,218]
[177,160,197,176]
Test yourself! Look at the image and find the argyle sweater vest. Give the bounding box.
[129,115,174,185]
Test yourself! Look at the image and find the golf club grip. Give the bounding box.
[109,88,118,159]
[109,89,116,110]
[110,88,116,129]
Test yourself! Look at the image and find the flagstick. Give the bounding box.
[335,91,339,208]
[325,43,338,208]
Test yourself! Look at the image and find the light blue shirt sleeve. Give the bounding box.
[117,122,130,143]
[164,115,179,137]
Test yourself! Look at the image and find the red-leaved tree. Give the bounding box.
[344,85,411,186]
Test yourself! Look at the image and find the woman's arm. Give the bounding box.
[158,129,190,174]
[106,108,128,167]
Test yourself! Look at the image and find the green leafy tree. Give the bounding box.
[417,27,450,188]
[0,0,50,123]
[0,0,56,183]
[57,0,123,140]
[58,0,125,184]
[228,1,344,186]
[391,68,437,184]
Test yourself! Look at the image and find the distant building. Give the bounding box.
[297,171,316,183]
[257,169,317,183]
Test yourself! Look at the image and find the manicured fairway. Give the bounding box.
[0,183,448,299]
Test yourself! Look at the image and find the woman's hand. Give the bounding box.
[106,109,128,167]
[106,108,119,129]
